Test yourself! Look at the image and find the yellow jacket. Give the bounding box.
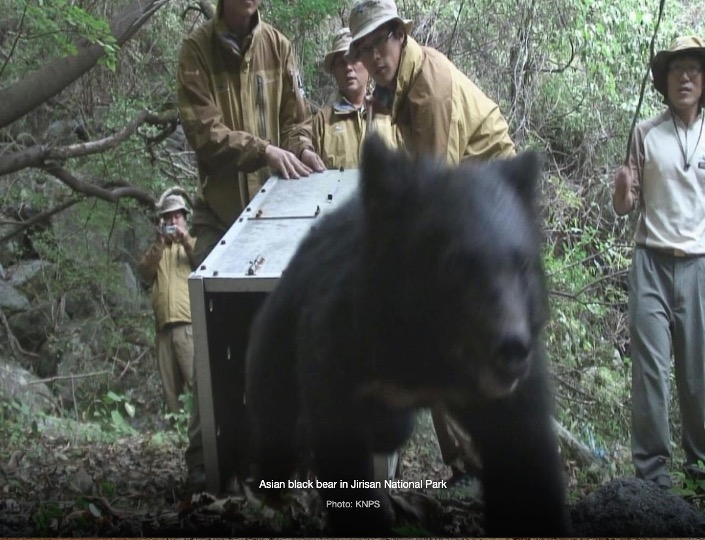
[388,37,515,163]
[177,11,314,228]
[313,95,401,169]
[137,239,195,330]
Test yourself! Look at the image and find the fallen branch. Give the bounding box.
[83,495,137,518]
[0,0,170,128]
[0,110,178,176]
[554,418,602,467]
[550,268,628,300]
[25,369,112,385]
[42,164,155,208]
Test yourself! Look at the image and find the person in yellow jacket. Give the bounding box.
[313,27,401,169]
[137,194,196,415]
[347,0,515,164]
[176,0,325,492]
[346,0,516,488]
[177,0,325,266]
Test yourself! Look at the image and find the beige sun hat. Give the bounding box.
[324,28,353,73]
[347,0,413,57]
[159,194,189,215]
[651,36,705,98]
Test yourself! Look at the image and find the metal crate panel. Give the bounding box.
[191,168,359,291]
[188,168,359,493]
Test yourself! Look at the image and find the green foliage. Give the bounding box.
[164,390,193,441]
[32,502,64,535]
[99,480,117,499]
[3,0,119,80]
[262,0,345,105]
[83,390,138,437]
[0,398,38,444]
[673,463,705,508]
[541,168,632,470]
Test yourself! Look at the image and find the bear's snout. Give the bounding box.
[494,331,532,381]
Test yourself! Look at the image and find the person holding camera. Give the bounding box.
[137,193,196,415]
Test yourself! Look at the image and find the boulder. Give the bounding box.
[0,281,30,311]
[0,357,56,414]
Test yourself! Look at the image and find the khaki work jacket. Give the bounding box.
[177,12,314,228]
[137,239,195,330]
[390,37,515,163]
[313,95,401,169]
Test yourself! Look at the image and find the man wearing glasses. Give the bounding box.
[613,36,705,490]
[346,0,515,164]
[345,0,515,489]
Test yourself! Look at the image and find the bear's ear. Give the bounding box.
[498,150,543,205]
[359,132,410,215]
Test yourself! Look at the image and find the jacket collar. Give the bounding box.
[391,36,424,121]
[332,93,365,115]
[215,10,262,58]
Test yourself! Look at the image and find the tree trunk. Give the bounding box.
[0,0,169,129]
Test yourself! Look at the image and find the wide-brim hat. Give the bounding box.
[651,36,705,98]
[159,194,189,215]
[347,0,413,60]
[324,28,353,73]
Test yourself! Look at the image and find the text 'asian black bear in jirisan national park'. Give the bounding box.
[245,134,570,536]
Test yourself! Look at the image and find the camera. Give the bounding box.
[161,224,177,235]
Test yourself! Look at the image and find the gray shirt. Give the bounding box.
[628,109,705,253]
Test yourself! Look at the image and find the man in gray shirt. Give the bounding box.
[613,35,705,488]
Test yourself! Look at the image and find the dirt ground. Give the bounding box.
[2,411,705,537]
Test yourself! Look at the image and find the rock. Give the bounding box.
[122,262,140,297]
[53,330,107,406]
[0,281,30,311]
[6,259,55,299]
[0,214,22,266]
[7,259,48,285]
[571,476,705,536]
[6,301,55,352]
[63,288,99,319]
[0,358,56,414]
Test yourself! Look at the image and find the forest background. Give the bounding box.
[1,0,705,525]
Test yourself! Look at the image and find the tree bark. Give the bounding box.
[0,0,170,129]
[0,110,177,176]
[42,164,155,208]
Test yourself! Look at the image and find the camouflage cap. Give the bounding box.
[324,28,354,73]
[651,36,705,98]
[347,0,412,53]
[159,194,189,215]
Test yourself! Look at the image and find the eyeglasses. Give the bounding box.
[355,30,394,61]
[668,62,703,78]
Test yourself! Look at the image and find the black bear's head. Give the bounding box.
[357,134,547,406]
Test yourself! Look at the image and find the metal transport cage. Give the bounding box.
[188,168,360,493]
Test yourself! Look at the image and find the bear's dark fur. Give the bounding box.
[245,135,569,535]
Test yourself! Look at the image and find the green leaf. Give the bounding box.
[88,503,102,517]
[105,391,122,403]
[124,402,136,418]
[110,409,125,426]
